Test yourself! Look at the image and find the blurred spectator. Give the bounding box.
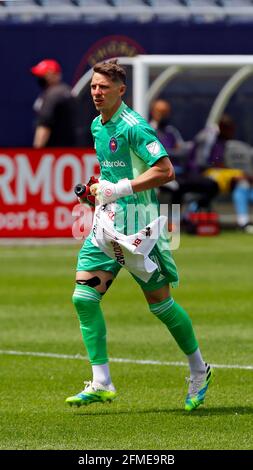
[150,99,219,220]
[191,114,235,171]
[199,114,253,233]
[31,59,77,148]
[233,180,253,233]
[149,99,184,151]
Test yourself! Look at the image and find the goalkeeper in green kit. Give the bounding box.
[66,60,213,411]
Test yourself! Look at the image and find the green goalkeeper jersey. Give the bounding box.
[91,101,169,232]
[78,101,179,288]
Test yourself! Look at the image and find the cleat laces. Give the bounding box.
[186,373,206,397]
[81,381,110,393]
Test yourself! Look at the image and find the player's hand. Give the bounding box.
[90,179,133,204]
[75,176,99,206]
[89,183,100,197]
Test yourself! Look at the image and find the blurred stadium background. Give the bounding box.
[3,0,253,149]
[0,0,252,451]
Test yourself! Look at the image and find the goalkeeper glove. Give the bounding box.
[90,178,133,205]
[74,176,99,206]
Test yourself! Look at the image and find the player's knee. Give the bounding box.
[144,285,170,305]
[75,272,114,294]
[149,296,175,320]
[72,283,102,308]
[76,276,101,288]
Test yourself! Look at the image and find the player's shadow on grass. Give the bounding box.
[179,406,253,416]
[73,405,253,417]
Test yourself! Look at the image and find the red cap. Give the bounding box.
[31,59,61,77]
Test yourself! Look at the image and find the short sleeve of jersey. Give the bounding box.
[129,121,169,167]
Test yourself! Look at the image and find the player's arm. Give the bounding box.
[129,124,175,191]
[91,156,175,204]
[33,125,51,148]
[131,156,175,192]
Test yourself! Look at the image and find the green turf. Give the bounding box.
[0,233,252,450]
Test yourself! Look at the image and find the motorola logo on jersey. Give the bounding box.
[102,160,126,168]
[109,137,118,153]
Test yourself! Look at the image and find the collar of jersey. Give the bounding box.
[101,101,127,125]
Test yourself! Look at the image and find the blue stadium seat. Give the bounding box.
[222,0,253,5]
[42,0,76,5]
[75,0,118,23]
[1,0,253,23]
[0,1,45,22]
[76,0,116,5]
[112,0,153,23]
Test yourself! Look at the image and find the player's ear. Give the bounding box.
[119,84,126,97]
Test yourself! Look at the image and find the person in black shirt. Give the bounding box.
[31,59,77,148]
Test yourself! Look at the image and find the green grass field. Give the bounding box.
[0,233,252,450]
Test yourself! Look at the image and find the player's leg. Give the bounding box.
[66,269,117,407]
[143,285,203,369]
[75,269,114,370]
[141,282,213,411]
[66,235,121,407]
[232,180,253,230]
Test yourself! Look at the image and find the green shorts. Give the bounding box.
[77,233,179,292]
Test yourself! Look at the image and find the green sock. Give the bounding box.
[149,297,198,355]
[72,284,108,365]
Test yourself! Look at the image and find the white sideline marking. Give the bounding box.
[0,349,252,370]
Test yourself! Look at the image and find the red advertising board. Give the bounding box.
[0,148,100,237]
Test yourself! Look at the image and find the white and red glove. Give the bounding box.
[90,178,133,205]
[74,176,99,206]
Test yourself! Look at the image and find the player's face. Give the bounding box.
[91,72,125,115]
